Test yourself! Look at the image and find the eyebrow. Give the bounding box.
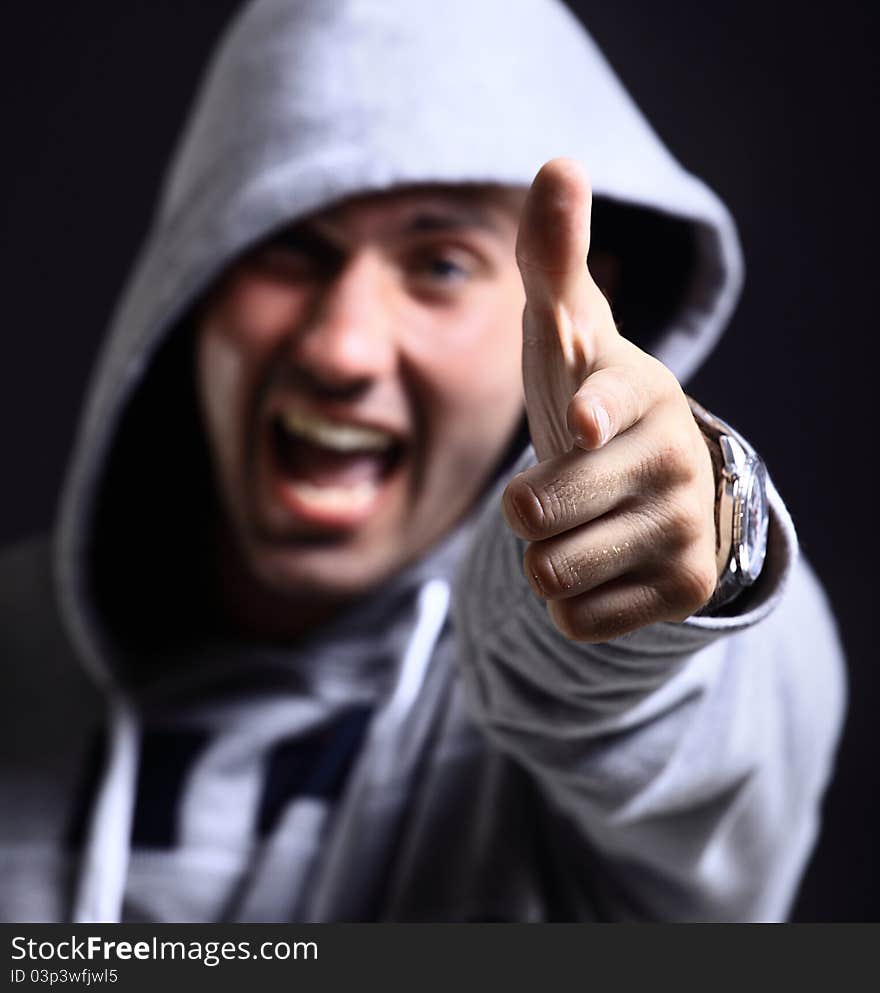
[272,201,509,251]
[403,206,503,236]
[270,223,342,259]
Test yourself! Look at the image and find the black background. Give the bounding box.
[1,1,877,920]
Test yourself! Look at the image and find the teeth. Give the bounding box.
[279,409,394,453]
[286,479,379,511]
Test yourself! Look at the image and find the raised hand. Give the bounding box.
[502,158,719,642]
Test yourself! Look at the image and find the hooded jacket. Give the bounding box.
[0,0,845,922]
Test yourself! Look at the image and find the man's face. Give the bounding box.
[195,186,526,607]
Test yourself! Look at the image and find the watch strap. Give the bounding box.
[686,396,758,612]
[686,396,728,574]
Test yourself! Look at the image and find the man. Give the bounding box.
[0,0,844,921]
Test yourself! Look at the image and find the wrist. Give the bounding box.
[687,397,770,611]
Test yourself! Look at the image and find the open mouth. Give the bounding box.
[267,407,405,527]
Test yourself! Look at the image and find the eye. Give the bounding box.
[245,243,318,284]
[423,256,467,281]
[255,245,313,277]
[409,247,477,288]
[248,228,341,281]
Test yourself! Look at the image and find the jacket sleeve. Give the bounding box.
[452,449,847,922]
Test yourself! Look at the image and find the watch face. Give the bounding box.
[740,460,769,583]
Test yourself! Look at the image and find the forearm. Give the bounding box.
[454,464,846,920]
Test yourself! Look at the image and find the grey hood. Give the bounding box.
[56,0,744,687]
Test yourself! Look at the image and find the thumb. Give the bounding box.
[516,158,616,461]
[516,157,593,309]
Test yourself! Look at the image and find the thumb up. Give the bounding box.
[503,159,720,642]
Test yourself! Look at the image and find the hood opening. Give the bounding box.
[591,197,698,354]
[87,317,218,683]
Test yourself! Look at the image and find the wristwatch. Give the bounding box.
[688,397,770,610]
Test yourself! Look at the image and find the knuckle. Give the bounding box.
[635,496,703,555]
[641,352,684,402]
[670,434,701,482]
[550,591,654,643]
[618,363,650,415]
[624,351,672,404]
[525,542,583,599]
[636,435,694,488]
[668,496,708,548]
[503,475,551,538]
[622,584,665,631]
[654,357,685,400]
[535,473,580,532]
[692,560,719,606]
[637,481,710,552]
[549,599,597,642]
[668,554,717,615]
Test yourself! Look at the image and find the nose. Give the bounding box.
[289,251,398,396]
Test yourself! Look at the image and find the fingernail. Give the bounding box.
[591,403,610,446]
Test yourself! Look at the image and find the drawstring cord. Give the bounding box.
[71,695,139,923]
[69,577,450,924]
[302,577,452,921]
[385,578,450,722]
